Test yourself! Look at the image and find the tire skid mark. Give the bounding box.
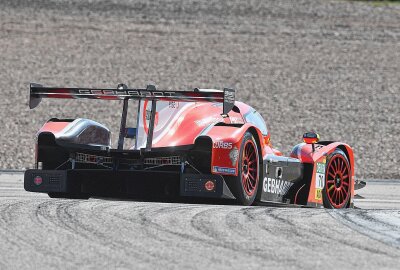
[0,199,78,268]
[30,200,89,267]
[189,206,301,267]
[24,199,143,268]
[135,204,220,244]
[329,209,400,249]
[244,207,395,258]
[240,207,319,265]
[0,200,50,249]
[107,203,211,268]
[102,202,248,269]
[284,208,394,257]
[130,203,287,268]
[137,204,227,245]
[51,200,153,268]
[188,206,307,268]
[0,200,34,251]
[190,206,252,244]
[110,203,195,234]
[55,199,195,268]
[126,203,259,254]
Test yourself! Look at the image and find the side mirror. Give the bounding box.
[125,128,137,139]
[303,132,320,152]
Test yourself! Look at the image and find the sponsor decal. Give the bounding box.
[315,161,326,200]
[213,141,233,149]
[229,146,239,166]
[263,178,293,195]
[168,101,179,109]
[78,89,176,97]
[315,189,322,200]
[213,166,236,175]
[230,117,243,124]
[195,117,221,127]
[316,162,325,175]
[224,90,235,104]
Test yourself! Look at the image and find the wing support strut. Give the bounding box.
[117,84,129,150]
[145,90,157,151]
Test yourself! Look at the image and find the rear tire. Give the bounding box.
[48,192,90,200]
[322,149,351,209]
[226,132,260,206]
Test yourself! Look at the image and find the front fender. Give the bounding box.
[290,141,355,207]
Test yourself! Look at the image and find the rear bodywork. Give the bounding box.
[25,83,355,207]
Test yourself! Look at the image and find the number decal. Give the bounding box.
[168,101,179,109]
[316,173,325,189]
[315,162,326,200]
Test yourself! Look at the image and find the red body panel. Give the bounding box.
[38,121,71,135]
[151,103,228,147]
[136,100,278,177]
[140,102,247,148]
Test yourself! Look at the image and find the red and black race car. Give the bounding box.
[25,83,356,208]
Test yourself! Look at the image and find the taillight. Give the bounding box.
[204,180,215,191]
[34,176,43,186]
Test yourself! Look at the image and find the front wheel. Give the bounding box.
[322,149,351,209]
[226,132,260,206]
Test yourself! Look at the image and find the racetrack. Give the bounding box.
[1,172,399,269]
[1,1,400,269]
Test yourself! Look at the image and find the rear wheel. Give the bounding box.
[322,149,351,209]
[227,132,260,206]
[48,192,90,200]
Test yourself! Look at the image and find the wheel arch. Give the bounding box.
[335,144,355,208]
[246,126,263,165]
[336,145,351,166]
[336,145,353,170]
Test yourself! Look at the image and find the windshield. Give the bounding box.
[244,110,268,135]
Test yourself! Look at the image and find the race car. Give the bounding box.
[24,83,355,208]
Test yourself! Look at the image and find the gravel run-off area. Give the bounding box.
[0,0,399,179]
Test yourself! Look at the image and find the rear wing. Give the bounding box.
[29,83,236,115]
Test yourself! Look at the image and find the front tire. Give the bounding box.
[227,132,260,206]
[322,149,351,209]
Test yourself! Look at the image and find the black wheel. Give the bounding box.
[48,192,90,200]
[322,149,351,209]
[226,132,260,206]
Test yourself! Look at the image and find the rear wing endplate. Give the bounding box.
[29,83,235,115]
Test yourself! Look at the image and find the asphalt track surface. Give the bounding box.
[0,172,399,269]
